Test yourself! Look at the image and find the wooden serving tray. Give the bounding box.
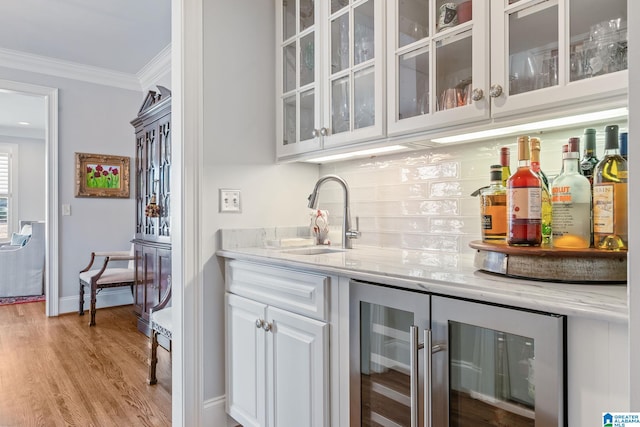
[469,240,627,284]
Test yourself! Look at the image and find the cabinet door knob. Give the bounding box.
[262,322,272,332]
[319,127,328,136]
[255,319,265,329]
[471,88,484,101]
[312,129,319,138]
[489,84,503,98]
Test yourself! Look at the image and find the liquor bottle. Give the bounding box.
[580,128,599,185]
[480,165,507,243]
[507,135,542,246]
[593,124,628,250]
[500,146,511,187]
[530,137,552,244]
[551,137,591,248]
[620,132,628,161]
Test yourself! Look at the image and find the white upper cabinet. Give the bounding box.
[276,0,323,158]
[276,0,385,160]
[276,0,628,159]
[387,0,491,136]
[490,0,628,119]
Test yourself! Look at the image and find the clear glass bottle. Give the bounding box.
[480,165,507,244]
[500,146,511,188]
[593,124,628,250]
[530,137,552,245]
[551,137,592,248]
[507,136,542,246]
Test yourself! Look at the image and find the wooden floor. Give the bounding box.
[0,302,171,426]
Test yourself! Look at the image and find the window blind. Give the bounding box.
[0,151,9,195]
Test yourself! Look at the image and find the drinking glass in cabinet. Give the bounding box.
[398,46,430,120]
[331,13,349,73]
[354,0,375,66]
[300,89,315,141]
[283,95,296,146]
[299,0,314,32]
[508,1,558,95]
[569,0,627,81]
[354,68,375,129]
[331,77,350,134]
[300,33,314,87]
[398,0,429,48]
[435,30,472,111]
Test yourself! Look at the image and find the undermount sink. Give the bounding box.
[281,247,346,256]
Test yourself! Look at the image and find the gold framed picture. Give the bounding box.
[75,153,130,198]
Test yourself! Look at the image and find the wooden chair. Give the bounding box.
[79,246,135,326]
[148,283,172,385]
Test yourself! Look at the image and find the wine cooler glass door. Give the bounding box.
[431,296,566,427]
[349,280,430,427]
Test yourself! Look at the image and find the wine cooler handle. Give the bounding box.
[424,329,432,427]
[410,326,421,427]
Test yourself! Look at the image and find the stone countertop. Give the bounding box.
[216,245,628,324]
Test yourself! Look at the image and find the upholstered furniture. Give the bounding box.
[79,246,134,326]
[148,284,172,385]
[0,221,45,297]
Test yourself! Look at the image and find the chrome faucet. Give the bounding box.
[308,174,360,249]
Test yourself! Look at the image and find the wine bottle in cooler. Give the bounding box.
[593,124,628,250]
[507,135,542,246]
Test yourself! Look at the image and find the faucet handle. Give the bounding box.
[346,216,361,240]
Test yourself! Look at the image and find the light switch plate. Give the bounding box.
[219,189,241,213]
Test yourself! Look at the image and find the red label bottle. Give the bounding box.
[507,135,542,246]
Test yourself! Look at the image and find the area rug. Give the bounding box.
[0,295,45,306]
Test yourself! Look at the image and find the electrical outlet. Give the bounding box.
[219,189,242,213]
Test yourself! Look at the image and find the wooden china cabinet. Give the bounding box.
[130,86,172,337]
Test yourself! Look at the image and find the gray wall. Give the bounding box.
[0,67,141,308]
[202,0,319,401]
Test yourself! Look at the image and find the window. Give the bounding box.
[0,144,17,242]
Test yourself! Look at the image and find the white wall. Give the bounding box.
[0,66,142,308]
[202,0,319,409]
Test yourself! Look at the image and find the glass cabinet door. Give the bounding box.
[431,296,565,427]
[323,0,384,149]
[387,0,490,136]
[350,281,431,427]
[491,0,628,118]
[277,0,322,158]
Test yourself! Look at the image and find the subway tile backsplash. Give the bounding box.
[317,121,627,255]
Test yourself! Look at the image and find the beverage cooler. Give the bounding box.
[349,280,566,426]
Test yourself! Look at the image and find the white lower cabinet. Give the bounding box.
[225,260,330,427]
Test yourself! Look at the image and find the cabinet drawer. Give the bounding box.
[226,260,328,321]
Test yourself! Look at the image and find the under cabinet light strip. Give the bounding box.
[304,145,407,163]
[432,108,628,144]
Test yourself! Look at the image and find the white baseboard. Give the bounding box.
[203,395,237,427]
[57,288,134,315]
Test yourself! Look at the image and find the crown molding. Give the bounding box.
[0,47,141,91]
[137,44,171,92]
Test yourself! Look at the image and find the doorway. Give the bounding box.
[0,79,58,315]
